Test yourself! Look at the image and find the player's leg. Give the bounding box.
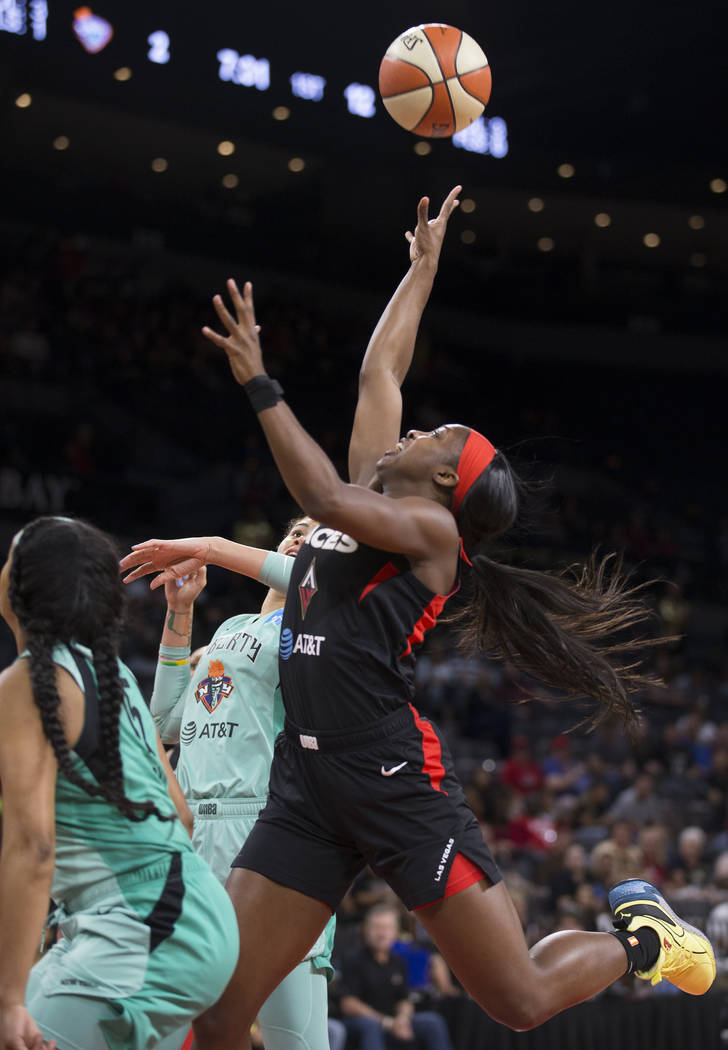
[416,878,628,1031]
[257,958,329,1050]
[193,868,331,1050]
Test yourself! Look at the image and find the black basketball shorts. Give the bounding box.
[234,703,502,911]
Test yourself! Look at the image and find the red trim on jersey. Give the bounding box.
[358,561,400,603]
[400,593,448,659]
[181,1031,194,1050]
[408,702,447,794]
[413,853,486,910]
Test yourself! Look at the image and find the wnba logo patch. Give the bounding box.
[280,628,294,660]
[195,660,234,714]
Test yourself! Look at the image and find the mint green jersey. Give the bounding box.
[153,609,286,801]
[21,643,193,909]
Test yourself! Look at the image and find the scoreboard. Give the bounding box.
[1,1,509,158]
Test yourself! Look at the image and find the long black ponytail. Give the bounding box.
[452,447,657,732]
[9,516,172,821]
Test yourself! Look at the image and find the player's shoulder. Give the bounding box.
[0,655,46,740]
[0,655,29,700]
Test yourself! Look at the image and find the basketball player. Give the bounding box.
[126,518,336,1050]
[0,517,239,1050]
[137,188,714,1050]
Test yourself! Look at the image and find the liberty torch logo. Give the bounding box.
[195,659,234,714]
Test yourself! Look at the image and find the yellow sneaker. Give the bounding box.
[609,879,715,995]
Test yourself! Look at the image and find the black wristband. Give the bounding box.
[244,374,284,413]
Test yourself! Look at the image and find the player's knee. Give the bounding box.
[484,990,549,1032]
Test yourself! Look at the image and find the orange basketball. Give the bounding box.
[379,23,492,138]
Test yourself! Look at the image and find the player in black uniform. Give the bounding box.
[180,189,714,1049]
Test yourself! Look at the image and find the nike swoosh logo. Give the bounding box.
[381,761,408,776]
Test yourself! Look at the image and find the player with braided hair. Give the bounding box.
[0,516,239,1050]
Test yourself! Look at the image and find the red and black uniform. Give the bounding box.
[236,524,501,910]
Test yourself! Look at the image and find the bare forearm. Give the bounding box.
[256,400,344,520]
[360,257,438,384]
[394,998,414,1019]
[0,848,54,1006]
[161,604,194,647]
[206,537,268,579]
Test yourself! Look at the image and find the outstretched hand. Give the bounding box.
[202,279,265,385]
[120,538,212,591]
[405,184,462,264]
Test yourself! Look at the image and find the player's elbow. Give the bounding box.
[10,828,56,873]
[358,363,401,391]
[300,480,347,524]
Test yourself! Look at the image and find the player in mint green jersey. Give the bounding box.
[123,516,336,1050]
[0,516,239,1050]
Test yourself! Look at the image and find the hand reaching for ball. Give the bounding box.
[405,184,461,264]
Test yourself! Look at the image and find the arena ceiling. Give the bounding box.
[1,0,726,275]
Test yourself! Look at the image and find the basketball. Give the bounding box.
[378,23,492,138]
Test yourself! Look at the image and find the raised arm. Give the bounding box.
[348,186,461,487]
[150,569,206,743]
[201,281,459,594]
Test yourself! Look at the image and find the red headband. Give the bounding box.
[451,430,496,515]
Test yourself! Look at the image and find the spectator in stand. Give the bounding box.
[549,842,589,913]
[606,771,664,826]
[666,827,711,892]
[638,824,669,888]
[706,745,728,831]
[339,904,454,1050]
[541,735,590,797]
[500,734,545,795]
[591,821,643,889]
[571,777,612,835]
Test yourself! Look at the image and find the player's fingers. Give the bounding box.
[405,231,414,243]
[149,569,185,591]
[169,557,202,578]
[201,325,229,350]
[439,184,462,219]
[243,281,258,327]
[119,551,144,570]
[120,545,159,568]
[227,278,250,325]
[121,562,156,584]
[416,196,430,227]
[211,294,238,336]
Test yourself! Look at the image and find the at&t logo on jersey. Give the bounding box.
[195,659,234,714]
[180,720,240,745]
[280,630,325,660]
[306,527,358,553]
[280,628,294,660]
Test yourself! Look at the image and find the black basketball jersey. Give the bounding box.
[279,524,457,730]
